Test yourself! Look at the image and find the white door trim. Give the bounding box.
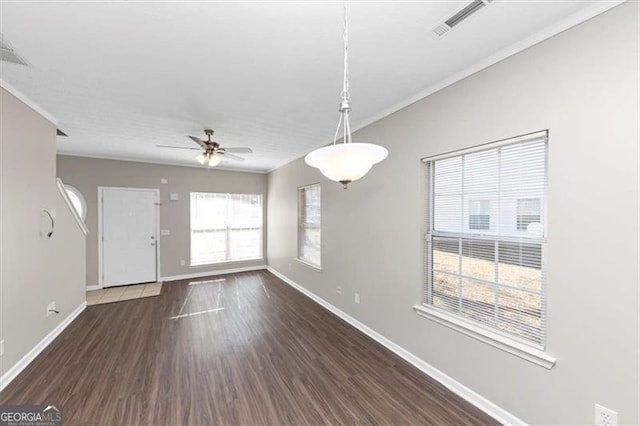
[98,186,160,287]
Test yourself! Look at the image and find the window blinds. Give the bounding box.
[190,192,262,266]
[298,184,321,267]
[423,131,547,347]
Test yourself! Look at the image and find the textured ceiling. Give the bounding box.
[0,1,619,172]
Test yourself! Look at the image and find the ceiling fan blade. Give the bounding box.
[188,136,208,148]
[223,147,253,154]
[157,145,201,150]
[222,152,245,161]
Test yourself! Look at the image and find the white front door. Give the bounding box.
[100,187,158,287]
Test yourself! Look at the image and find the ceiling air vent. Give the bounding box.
[433,23,451,37]
[0,33,28,66]
[432,0,493,38]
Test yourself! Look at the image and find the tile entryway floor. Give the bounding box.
[86,282,162,306]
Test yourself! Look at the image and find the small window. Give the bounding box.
[422,132,548,348]
[517,198,542,232]
[469,200,490,230]
[298,184,321,268]
[64,184,87,220]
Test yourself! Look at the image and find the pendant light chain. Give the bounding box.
[304,0,388,188]
[342,0,349,102]
[333,0,352,146]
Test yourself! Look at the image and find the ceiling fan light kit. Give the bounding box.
[208,155,222,167]
[157,128,253,167]
[196,151,222,167]
[305,0,388,189]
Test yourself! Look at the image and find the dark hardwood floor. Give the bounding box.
[1,271,498,425]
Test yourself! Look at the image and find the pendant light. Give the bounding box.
[305,0,388,189]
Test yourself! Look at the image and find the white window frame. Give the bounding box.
[468,199,491,231]
[189,192,263,267]
[516,197,542,232]
[297,183,322,270]
[64,184,87,221]
[413,130,556,369]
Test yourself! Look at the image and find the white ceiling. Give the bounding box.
[0,1,620,172]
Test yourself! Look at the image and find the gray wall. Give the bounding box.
[267,3,639,424]
[1,87,86,378]
[57,156,268,286]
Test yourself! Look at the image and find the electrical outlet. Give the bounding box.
[354,293,360,304]
[0,339,4,356]
[595,404,618,426]
[336,285,342,295]
[160,178,168,184]
[180,259,186,266]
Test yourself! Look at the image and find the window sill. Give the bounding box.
[413,304,556,369]
[190,258,264,268]
[295,258,323,271]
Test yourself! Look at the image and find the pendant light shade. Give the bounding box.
[305,143,387,187]
[304,0,388,188]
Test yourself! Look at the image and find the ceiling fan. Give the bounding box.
[157,129,253,167]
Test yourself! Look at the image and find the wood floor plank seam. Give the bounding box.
[0,271,498,425]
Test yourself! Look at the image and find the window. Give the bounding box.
[469,200,490,230]
[517,198,542,231]
[422,132,547,348]
[64,184,87,220]
[190,192,262,266]
[298,184,321,268]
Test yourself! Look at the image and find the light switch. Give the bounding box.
[169,193,179,201]
[161,178,168,184]
[160,229,171,236]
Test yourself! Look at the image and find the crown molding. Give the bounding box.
[0,78,58,126]
[267,0,627,174]
[56,152,269,174]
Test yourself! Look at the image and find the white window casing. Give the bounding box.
[190,192,263,266]
[298,183,321,269]
[415,130,556,368]
[64,184,87,221]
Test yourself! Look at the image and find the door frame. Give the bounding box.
[98,186,160,288]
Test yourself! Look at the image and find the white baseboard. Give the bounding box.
[161,265,267,282]
[0,301,86,392]
[266,266,526,426]
[86,284,102,291]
